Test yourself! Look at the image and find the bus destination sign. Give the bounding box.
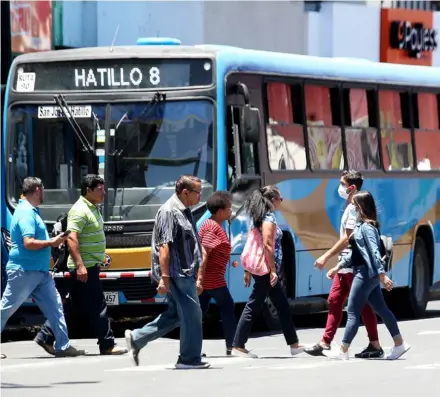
[13,58,213,92]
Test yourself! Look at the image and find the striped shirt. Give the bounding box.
[199,219,231,290]
[67,196,106,269]
[151,194,202,282]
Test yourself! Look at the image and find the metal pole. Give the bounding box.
[1,0,12,86]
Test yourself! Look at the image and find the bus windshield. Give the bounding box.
[7,99,214,222]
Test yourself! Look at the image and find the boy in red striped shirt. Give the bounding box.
[197,191,237,356]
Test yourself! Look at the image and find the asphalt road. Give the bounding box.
[1,301,440,397]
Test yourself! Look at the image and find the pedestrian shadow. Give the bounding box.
[1,383,51,389]
[257,356,298,359]
[16,353,102,359]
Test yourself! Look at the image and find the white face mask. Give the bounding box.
[338,184,349,200]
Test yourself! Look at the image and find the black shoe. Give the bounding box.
[304,343,330,357]
[354,343,384,359]
[175,358,210,369]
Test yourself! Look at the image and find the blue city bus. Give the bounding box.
[2,38,439,328]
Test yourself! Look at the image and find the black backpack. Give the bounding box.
[51,213,69,273]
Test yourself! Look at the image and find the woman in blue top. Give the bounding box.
[325,191,411,360]
[232,185,304,358]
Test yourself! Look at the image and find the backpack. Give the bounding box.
[51,213,69,273]
[379,234,393,272]
[240,227,272,276]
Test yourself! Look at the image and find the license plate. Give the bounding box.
[104,292,119,306]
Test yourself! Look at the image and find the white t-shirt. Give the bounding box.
[338,203,360,274]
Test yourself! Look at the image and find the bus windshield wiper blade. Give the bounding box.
[54,94,94,153]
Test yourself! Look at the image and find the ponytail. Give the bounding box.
[244,186,279,228]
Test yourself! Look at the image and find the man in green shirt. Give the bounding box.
[35,175,127,356]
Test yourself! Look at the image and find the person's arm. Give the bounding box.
[66,212,87,270]
[261,221,276,273]
[20,215,59,250]
[362,224,385,275]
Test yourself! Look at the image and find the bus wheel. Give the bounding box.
[401,237,430,319]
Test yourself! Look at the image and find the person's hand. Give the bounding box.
[157,276,170,296]
[326,266,339,280]
[314,254,328,270]
[270,271,278,287]
[244,272,251,288]
[50,234,68,248]
[76,264,88,283]
[380,274,393,291]
[196,277,204,296]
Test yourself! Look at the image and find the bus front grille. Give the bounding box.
[105,233,152,249]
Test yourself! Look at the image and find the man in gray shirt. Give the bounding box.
[124,175,209,369]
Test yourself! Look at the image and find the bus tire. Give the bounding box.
[401,237,430,319]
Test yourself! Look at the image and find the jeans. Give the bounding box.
[36,265,115,352]
[322,272,378,345]
[131,276,203,364]
[199,286,237,349]
[0,269,71,352]
[233,273,299,348]
[342,266,401,346]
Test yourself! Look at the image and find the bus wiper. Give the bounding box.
[54,94,94,154]
[111,92,166,157]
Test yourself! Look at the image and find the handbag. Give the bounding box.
[240,227,271,276]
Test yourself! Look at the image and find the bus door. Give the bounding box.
[224,80,262,303]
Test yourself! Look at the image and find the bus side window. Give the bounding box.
[342,87,380,171]
[265,82,306,171]
[304,84,343,170]
[414,92,440,170]
[379,89,414,171]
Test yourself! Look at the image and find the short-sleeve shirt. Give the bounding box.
[252,212,283,273]
[338,203,360,274]
[67,196,106,269]
[7,199,51,272]
[199,219,231,290]
[151,194,202,282]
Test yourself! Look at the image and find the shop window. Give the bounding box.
[265,82,307,171]
[305,84,343,170]
[343,88,380,171]
[415,93,440,170]
[379,89,414,171]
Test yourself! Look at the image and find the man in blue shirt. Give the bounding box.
[0,177,86,358]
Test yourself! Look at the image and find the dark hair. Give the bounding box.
[352,190,380,229]
[81,174,105,196]
[175,175,201,193]
[21,177,43,196]
[245,185,280,228]
[342,169,363,191]
[207,191,232,214]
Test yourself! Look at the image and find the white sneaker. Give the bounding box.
[231,347,258,358]
[385,342,411,360]
[323,347,349,360]
[290,346,305,356]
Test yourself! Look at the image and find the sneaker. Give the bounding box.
[55,346,87,358]
[125,330,140,366]
[354,343,384,359]
[231,347,258,358]
[385,342,411,360]
[100,345,128,355]
[304,343,330,357]
[34,337,55,356]
[323,347,349,360]
[290,345,305,356]
[175,359,210,369]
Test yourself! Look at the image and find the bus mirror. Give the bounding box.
[241,104,260,144]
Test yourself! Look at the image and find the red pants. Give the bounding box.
[322,272,378,345]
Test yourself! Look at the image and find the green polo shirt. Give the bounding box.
[67,196,106,269]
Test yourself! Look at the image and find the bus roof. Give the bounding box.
[11,44,440,88]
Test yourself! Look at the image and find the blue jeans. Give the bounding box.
[0,269,70,352]
[131,276,203,364]
[342,266,401,346]
[199,286,237,349]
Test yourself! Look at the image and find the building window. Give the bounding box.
[265,82,307,171]
[305,84,343,170]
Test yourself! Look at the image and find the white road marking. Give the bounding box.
[405,363,440,370]
[417,331,440,336]
[106,357,249,372]
[244,359,361,370]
